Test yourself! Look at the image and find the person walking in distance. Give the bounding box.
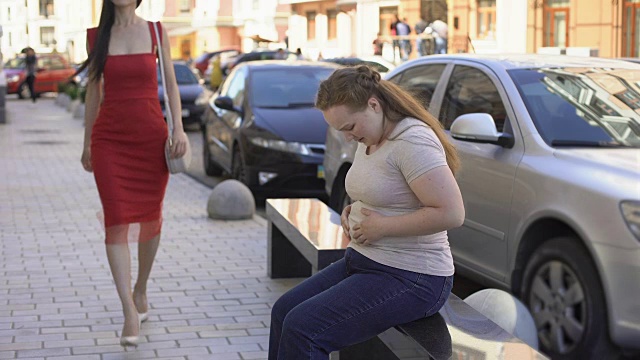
[75,0,188,348]
[24,47,37,102]
[268,65,465,359]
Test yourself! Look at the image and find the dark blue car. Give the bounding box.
[201,61,339,198]
[158,61,212,126]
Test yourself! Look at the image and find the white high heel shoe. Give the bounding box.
[120,313,141,348]
[138,312,149,323]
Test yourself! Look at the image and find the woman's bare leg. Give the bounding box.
[133,234,161,313]
[106,243,139,337]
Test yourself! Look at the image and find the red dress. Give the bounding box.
[87,22,169,244]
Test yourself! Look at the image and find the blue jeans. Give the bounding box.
[268,248,454,360]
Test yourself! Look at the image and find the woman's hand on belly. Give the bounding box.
[341,204,352,242]
[351,207,386,245]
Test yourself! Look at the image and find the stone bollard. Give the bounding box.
[464,289,539,349]
[207,179,255,220]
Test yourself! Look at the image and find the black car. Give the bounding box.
[201,61,339,197]
[223,49,297,75]
[158,62,212,126]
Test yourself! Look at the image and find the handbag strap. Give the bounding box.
[153,21,173,145]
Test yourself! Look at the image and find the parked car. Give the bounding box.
[322,55,396,75]
[158,61,212,126]
[194,49,240,77]
[223,49,297,75]
[201,61,339,198]
[3,53,76,99]
[323,54,640,359]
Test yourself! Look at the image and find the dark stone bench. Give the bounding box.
[266,198,546,360]
[266,198,349,278]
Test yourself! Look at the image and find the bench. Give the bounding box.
[266,198,546,360]
[266,198,349,278]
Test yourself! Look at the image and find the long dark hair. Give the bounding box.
[316,65,460,174]
[74,0,142,82]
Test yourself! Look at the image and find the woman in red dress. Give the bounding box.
[76,0,188,347]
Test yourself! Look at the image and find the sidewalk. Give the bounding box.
[0,97,301,359]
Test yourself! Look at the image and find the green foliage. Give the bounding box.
[65,84,79,100]
[57,82,68,94]
[78,87,87,103]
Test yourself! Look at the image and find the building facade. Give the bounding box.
[449,0,640,58]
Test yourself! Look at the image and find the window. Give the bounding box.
[40,26,55,47]
[179,0,190,13]
[543,0,570,47]
[477,0,496,39]
[328,10,337,40]
[39,0,54,17]
[8,7,11,21]
[307,11,316,40]
[225,69,246,108]
[439,65,508,131]
[393,64,447,110]
[624,0,640,57]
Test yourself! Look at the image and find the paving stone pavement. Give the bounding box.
[0,97,302,359]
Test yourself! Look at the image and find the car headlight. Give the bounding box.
[249,137,311,155]
[621,201,640,240]
[8,75,19,83]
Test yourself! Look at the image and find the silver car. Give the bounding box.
[322,54,640,359]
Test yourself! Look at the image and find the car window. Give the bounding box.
[394,64,446,109]
[48,57,65,70]
[37,57,47,69]
[4,57,24,69]
[157,64,199,85]
[226,69,246,107]
[439,65,507,132]
[250,67,335,108]
[363,61,388,73]
[510,68,640,147]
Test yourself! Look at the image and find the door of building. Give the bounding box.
[624,0,640,57]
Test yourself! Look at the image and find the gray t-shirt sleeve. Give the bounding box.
[394,128,448,184]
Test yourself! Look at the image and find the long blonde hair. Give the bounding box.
[316,65,460,174]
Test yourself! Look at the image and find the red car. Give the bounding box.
[193,49,240,76]
[3,53,76,99]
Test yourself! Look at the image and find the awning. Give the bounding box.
[246,35,276,43]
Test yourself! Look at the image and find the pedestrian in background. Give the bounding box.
[372,32,384,56]
[390,14,400,62]
[414,17,428,57]
[396,18,412,61]
[268,65,464,359]
[24,47,37,103]
[295,48,304,60]
[430,19,448,54]
[75,0,188,348]
[209,54,223,91]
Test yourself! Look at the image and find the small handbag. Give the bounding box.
[153,21,192,174]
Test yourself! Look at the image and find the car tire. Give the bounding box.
[330,171,351,213]
[202,132,223,177]
[232,146,248,185]
[18,82,30,99]
[521,237,618,360]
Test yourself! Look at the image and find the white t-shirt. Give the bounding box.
[346,117,455,276]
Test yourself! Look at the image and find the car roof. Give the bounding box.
[407,53,640,70]
[242,60,340,70]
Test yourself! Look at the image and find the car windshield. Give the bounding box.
[4,57,25,69]
[510,68,640,148]
[251,67,335,108]
[158,64,198,85]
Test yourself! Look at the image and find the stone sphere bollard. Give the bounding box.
[207,179,255,220]
[464,288,539,350]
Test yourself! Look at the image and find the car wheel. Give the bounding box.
[18,82,30,99]
[202,132,223,177]
[330,171,351,213]
[521,237,618,359]
[232,147,248,185]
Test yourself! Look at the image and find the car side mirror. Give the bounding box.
[450,113,514,148]
[213,96,243,115]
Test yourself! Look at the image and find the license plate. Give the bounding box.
[317,165,325,179]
